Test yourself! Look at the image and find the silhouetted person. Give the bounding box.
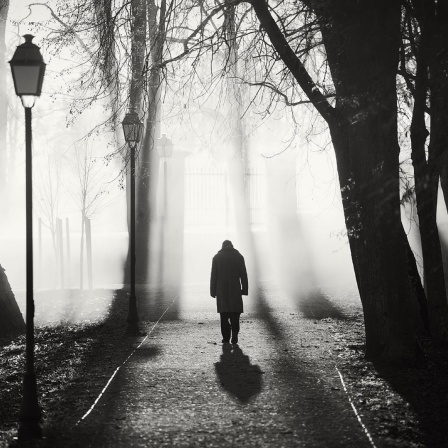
[210,240,248,344]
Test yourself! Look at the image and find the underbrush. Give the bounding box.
[0,289,136,446]
[333,317,448,447]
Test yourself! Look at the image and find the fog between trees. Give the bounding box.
[1,1,448,367]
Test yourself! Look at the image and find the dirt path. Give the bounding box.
[55,285,374,447]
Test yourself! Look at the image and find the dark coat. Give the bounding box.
[210,247,248,313]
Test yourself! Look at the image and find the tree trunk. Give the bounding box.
[86,217,93,290]
[251,0,420,364]
[402,226,430,333]
[318,0,419,364]
[409,15,448,344]
[135,0,164,283]
[135,75,160,283]
[440,152,448,213]
[424,2,448,307]
[428,1,448,225]
[80,213,85,290]
[57,218,64,289]
[65,218,71,287]
[409,1,448,344]
[329,123,387,360]
[0,264,25,338]
[0,0,9,195]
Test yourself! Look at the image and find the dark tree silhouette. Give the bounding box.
[399,1,448,344]
[0,0,24,338]
[0,0,8,194]
[246,0,418,363]
[0,264,25,338]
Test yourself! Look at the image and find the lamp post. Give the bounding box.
[9,34,46,439]
[122,110,143,335]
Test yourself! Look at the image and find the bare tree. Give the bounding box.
[35,154,62,261]
[73,140,118,290]
[25,0,167,283]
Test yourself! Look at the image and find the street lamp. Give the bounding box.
[122,110,143,335]
[9,34,46,439]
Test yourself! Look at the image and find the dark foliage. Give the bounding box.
[335,319,448,447]
[0,265,25,338]
[0,289,137,445]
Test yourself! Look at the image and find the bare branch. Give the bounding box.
[247,0,340,126]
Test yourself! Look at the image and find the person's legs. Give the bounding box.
[229,313,241,343]
[220,313,231,342]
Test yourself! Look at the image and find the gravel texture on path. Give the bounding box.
[49,284,373,448]
[2,283,447,447]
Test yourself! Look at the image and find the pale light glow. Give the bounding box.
[20,95,36,108]
[2,0,359,326]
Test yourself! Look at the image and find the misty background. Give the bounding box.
[4,0,441,326]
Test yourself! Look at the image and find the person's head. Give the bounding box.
[222,240,233,249]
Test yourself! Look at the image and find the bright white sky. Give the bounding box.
[3,0,356,298]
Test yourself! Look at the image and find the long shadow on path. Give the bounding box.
[297,289,350,321]
[39,288,172,447]
[214,344,263,403]
[252,284,371,447]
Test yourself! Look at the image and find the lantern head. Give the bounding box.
[9,35,46,107]
[122,110,143,144]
